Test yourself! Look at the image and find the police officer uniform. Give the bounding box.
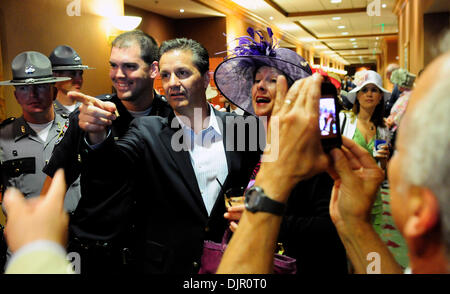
[53,99,78,119]
[48,45,94,118]
[0,114,79,211]
[0,51,80,212]
[43,91,172,275]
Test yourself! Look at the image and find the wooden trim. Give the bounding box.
[393,0,408,15]
[263,1,367,18]
[335,47,370,51]
[340,53,381,56]
[263,0,288,17]
[318,33,398,40]
[191,0,228,16]
[288,7,367,18]
[194,0,299,46]
[294,21,319,39]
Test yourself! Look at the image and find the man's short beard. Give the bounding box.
[119,94,138,102]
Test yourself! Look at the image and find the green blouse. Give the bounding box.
[352,127,383,234]
[353,127,375,154]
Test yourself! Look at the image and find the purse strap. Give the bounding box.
[340,113,347,135]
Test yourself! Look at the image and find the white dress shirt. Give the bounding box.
[176,105,228,215]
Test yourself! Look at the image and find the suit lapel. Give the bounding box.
[216,110,240,191]
[159,113,208,217]
[216,110,236,178]
[208,110,242,218]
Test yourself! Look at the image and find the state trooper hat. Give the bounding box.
[0,51,71,86]
[49,45,94,70]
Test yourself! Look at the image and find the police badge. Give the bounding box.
[25,65,36,74]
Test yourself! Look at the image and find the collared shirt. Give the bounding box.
[175,105,228,215]
[0,113,81,212]
[54,99,81,118]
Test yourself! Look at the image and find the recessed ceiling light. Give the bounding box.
[338,25,346,29]
[376,37,379,40]
[382,3,387,8]
[332,17,341,20]
[180,9,184,13]
[269,16,274,20]
[331,0,342,3]
[349,38,356,41]
[353,45,358,48]
[341,32,349,35]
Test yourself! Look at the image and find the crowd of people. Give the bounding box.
[0,28,449,276]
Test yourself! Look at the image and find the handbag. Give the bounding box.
[198,228,297,274]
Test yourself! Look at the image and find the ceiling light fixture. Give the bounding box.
[332,17,341,20]
[180,9,184,13]
[110,16,142,31]
[382,3,387,8]
[338,25,346,29]
[269,16,274,20]
[350,38,356,41]
[341,32,349,35]
[330,0,342,3]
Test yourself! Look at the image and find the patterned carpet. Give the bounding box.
[378,185,410,269]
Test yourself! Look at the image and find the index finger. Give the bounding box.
[68,91,98,106]
[272,75,288,117]
[42,169,67,211]
[302,73,323,120]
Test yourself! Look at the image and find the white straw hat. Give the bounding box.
[347,70,390,104]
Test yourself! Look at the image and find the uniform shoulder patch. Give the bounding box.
[0,117,15,128]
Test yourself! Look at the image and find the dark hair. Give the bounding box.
[111,30,159,66]
[352,93,386,127]
[158,38,209,75]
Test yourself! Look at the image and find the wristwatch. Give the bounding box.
[244,186,286,216]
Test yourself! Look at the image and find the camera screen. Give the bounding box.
[319,97,338,138]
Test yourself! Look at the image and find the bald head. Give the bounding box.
[397,51,450,267]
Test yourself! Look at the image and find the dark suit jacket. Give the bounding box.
[44,93,172,242]
[82,109,262,273]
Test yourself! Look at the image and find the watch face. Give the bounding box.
[247,193,260,207]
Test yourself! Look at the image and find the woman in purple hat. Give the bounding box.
[214,28,348,274]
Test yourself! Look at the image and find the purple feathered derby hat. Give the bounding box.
[214,28,312,115]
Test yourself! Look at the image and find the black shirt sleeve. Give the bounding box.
[43,110,82,186]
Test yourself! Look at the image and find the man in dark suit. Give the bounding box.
[71,38,261,273]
